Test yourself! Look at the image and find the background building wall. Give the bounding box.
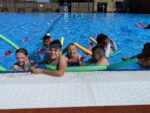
[129,0,150,14]
[1,0,150,14]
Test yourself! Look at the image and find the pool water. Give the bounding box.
[0,13,150,70]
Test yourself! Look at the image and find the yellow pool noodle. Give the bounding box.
[60,37,64,46]
[89,37,97,44]
[73,42,92,55]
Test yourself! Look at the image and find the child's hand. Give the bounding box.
[24,61,28,65]
[32,68,43,74]
[138,58,147,66]
[22,60,29,71]
[24,57,29,65]
[122,57,129,61]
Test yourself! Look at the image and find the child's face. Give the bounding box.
[67,45,77,56]
[16,52,28,65]
[49,48,61,59]
[43,39,50,48]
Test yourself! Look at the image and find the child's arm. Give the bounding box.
[77,54,83,65]
[13,64,29,71]
[105,43,111,57]
[130,54,141,59]
[110,39,117,50]
[96,58,110,66]
[122,53,142,61]
[13,65,22,71]
[32,56,67,77]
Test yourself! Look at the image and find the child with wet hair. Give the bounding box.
[122,42,150,67]
[88,45,109,65]
[32,40,67,77]
[37,33,52,55]
[66,43,83,66]
[96,33,117,57]
[13,48,31,71]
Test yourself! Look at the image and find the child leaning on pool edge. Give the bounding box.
[122,42,150,67]
[66,43,83,66]
[32,40,67,77]
[13,48,31,71]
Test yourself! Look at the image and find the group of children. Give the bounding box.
[13,33,150,77]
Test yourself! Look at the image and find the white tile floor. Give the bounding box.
[0,71,150,109]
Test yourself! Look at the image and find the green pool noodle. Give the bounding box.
[0,66,8,71]
[45,65,107,72]
[110,50,122,57]
[0,34,19,50]
[107,58,138,70]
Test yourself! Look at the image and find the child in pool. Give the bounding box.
[122,42,150,67]
[37,33,52,56]
[144,24,150,29]
[66,43,83,66]
[87,45,109,65]
[32,40,67,77]
[13,48,31,71]
[96,34,117,57]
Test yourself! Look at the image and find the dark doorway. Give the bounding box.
[115,2,125,12]
[97,2,107,13]
[59,0,71,12]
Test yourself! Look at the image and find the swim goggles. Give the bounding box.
[49,45,61,50]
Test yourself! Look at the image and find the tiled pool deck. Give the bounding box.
[0,71,150,109]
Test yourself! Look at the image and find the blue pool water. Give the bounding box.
[0,13,150,70]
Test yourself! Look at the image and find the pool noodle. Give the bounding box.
[0,66,8,71]
[82,42,93,58]
[60,37,64,46]
[45,58,138,72]
[107,58,138,70]
[0,34,19,50]
[134,22,141,28]
[89,37,97,44]
[138,22,145,27]
[73,42,92,55]
[109,50,122,57]
[45,65,107,72]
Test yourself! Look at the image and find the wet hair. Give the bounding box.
[43,35,51,41]
[143,42,150,52]
[16,48,28,56]
[67,43,77,51]
[92,45,105,57]
[96,34,108,44]
[50,39,62,49]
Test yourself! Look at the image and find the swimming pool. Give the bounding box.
[0,13,150,70]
